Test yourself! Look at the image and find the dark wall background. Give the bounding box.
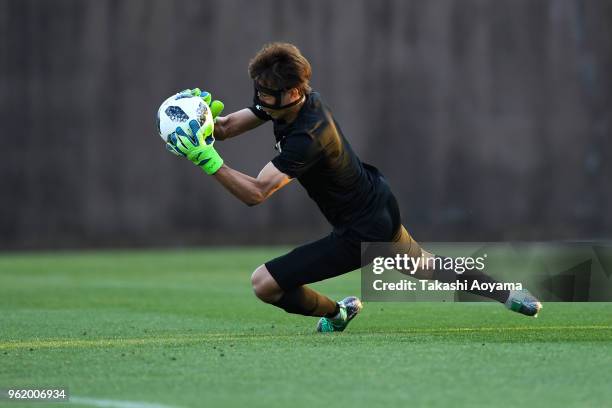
[1,0,611,249]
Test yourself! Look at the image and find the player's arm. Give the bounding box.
[166,118,291,206]
[213,162,292,206]
[214,109,266,141]
[174,88,264,141]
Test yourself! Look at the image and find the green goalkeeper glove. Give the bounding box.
[166,88,225,174]
[167,119,224,175]
[177,88,224,121]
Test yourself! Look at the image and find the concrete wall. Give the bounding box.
[1,0,611,249]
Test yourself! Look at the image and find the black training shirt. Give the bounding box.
[248,92,391,234]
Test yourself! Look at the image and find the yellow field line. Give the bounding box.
[1,325,610,350]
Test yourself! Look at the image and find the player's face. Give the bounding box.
[257,91,277,109]
[259,89,301,119]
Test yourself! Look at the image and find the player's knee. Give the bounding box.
[413,250,436,279]
[250,266,265,299]
[251,265,281,303]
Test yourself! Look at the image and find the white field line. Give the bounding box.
[71,396,181,408]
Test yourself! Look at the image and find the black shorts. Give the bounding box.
[265,193,421,290]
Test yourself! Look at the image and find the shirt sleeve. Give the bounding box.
[248,105,272,121]
[271,133,321,178]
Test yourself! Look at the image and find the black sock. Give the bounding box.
[272,286,337,317]
[325,303,340,318]
[461,270,510,303]
[432,256,510,303]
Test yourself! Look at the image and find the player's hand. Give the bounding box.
[166,120,224,175]
[178,88,224,121]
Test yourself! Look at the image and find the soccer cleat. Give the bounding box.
[505,289,542,317]
[316,296,363,333]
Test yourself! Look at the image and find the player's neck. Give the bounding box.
[279,96,306,124]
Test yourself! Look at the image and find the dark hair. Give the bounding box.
[248,42,312,95]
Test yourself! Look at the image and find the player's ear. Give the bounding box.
[289,87,301,101]
[287,88,299,100]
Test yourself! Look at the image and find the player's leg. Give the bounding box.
[389,225,508,301]
[251,231,363,325]
[250,264,338,317]
[391,225,542,316]
[361,190,504,302]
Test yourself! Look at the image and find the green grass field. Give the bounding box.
[1,248,611,408]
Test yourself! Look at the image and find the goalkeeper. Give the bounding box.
[166,42,542,332]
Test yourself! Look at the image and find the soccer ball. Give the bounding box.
[156,92,213,142]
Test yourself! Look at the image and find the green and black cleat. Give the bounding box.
[505,289,542,317]
[316,296,363,333]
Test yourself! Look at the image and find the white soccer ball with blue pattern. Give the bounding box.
[156,92,213,142]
